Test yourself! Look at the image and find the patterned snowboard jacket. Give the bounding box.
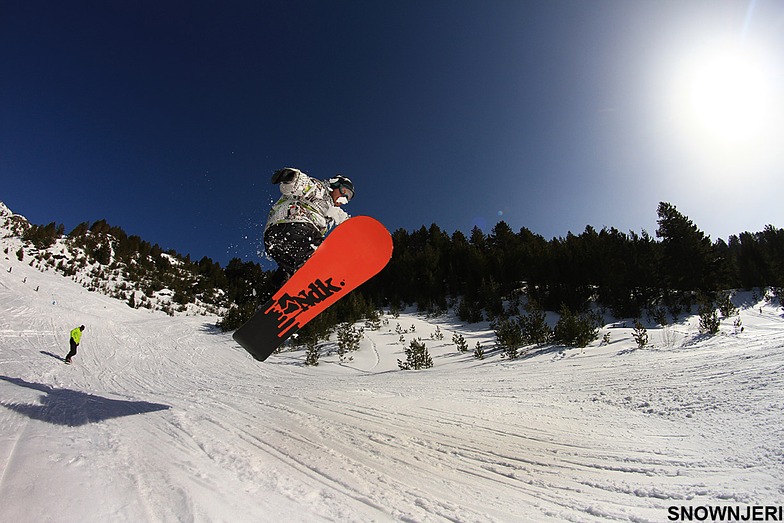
[264,169,350,236]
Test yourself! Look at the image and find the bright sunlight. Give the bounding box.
[660,32,784,183]
[687,42,774,144]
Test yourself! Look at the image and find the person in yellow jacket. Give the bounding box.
[64,325,85,364]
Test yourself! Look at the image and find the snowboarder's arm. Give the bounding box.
[278,170,318,198]
[271,168,298,185]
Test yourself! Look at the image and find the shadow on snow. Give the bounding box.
[0,375,171,427]
[40,350,66,362]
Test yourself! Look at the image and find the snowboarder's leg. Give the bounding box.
[65,338,77,363]
[264,223,323,279]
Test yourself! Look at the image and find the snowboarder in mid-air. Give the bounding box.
[264,167,354,286]
[64,325,85,364]
[234,169,389,362]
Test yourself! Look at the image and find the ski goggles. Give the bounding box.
[338,186,354,201]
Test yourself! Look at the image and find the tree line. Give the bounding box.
[364,202,783,322]
[17,202,784,337]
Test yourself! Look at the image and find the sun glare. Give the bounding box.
[663,34,783,178]
[686,44,774,144]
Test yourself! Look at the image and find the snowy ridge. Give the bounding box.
[0,201,222,318]
[1,207,784,521]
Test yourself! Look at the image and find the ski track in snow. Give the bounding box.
[1,241,784,522]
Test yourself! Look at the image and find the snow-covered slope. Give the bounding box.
[0,200,222,318]
[1,226,783,522]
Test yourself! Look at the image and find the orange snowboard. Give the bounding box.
[233,216,393,361]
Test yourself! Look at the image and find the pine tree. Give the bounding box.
[520,300,552,345]
[656,202,717,291]
[717,291,738,318]
[452,332,469,352]
[304,340,320,366]
[336,323,363,362]
[398,338,433,370]
[632,320,648,349]
[698,298,721,335]
[553,305,600,348]
[493,316,524,359]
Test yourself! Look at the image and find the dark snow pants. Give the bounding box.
[65,338,78,362]
[264,222,324,283]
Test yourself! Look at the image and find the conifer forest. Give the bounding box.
[15,202,784,345]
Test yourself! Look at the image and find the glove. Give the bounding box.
[325,206,350,227]
[271,168,298,184]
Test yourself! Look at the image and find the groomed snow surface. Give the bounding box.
[1,248,782,522]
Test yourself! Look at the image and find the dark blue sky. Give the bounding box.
[2,1,783,267]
